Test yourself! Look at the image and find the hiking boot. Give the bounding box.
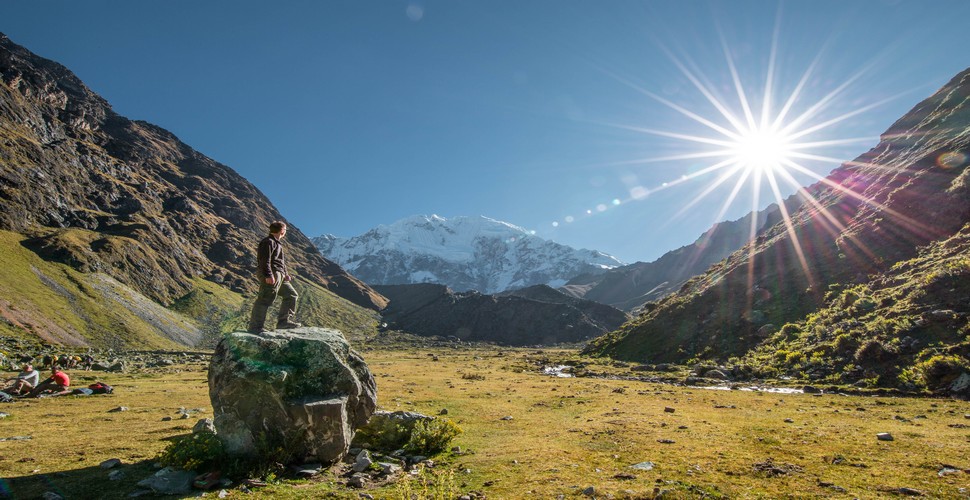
[276,321,303,330]
[248,327,269,334]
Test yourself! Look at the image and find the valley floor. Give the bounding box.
[0,345,968,499]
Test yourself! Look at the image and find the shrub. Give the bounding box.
[405,418,463,456]
[159,432,225,471]
[913,355,970,389]
[854,339,894,364]
[356,414,462,457]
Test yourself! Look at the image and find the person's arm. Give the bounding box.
[257,238,274,284]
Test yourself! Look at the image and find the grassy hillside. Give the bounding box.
[740,223,970,393]
[0,230,192,350]
[0,229,380,351]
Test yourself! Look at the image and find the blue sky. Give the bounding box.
[4,1,970,263]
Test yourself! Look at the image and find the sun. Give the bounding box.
[729,127,795,174]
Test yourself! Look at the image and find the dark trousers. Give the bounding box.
[248,273,299,331]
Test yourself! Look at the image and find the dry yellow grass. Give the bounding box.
[1,346,968,499]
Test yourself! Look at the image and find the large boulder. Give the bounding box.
[208,327,377,465]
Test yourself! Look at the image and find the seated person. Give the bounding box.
[3,363,40,396]
[26,366,71,398]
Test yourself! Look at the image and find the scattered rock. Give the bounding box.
[347,473,367,488]
[108,406,128,413]
[108,469,125,481]
[753,458,802,476]
[208,328,377,466]
[613,472,637,480]
[100,458,122,469]
[0,436,32,442]
[377,462,402,475]
[877,433,894,441]
[581,486,595,496]
[657,439,675,444]
[192,418,216,435]
[896,487,925,496]
[136,466,196,495]
[663,407,675,413]
[0,413,9,419]
[352,450,373,473]
[802,386,822,394]
[161,416,172,422]
[630,462,655,471]
[784,418,794,423]
[291,463,323,478]
[439,408,448,415]
[500,415,514,421]
[179,413,190,420]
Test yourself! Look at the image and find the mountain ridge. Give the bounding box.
[315,214,623,294]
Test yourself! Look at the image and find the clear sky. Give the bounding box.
[4,1,969,263]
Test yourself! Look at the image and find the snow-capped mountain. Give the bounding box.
[314,215,623,294]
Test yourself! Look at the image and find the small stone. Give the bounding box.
[359,494,375,500]
[107,406,128,413]
[784,418,794,423]
[0,413,9,419]
[378,462,401,475]
[657,439,675,444]
[218,490,229,499]
[160,416,172,422]
[802,385,822,394]
[439,408,448,415]
[179,413,190,420]
[500,415,513,421]
[192,418,216,435]
[100,458,122,469]
[352,450,373,473]
[451,446,462,454]
[582,486,595,496]
[896,487,924,496]
[664,407,675,413]
[876,433,894,441]
[108,469,125,481]
[348,473,367,488]
[630,462,655,470]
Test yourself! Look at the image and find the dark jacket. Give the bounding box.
[256,235,287,278]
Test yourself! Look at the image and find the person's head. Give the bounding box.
[51,366,60,374]
[269,221,287,238]
[22,363,32,372]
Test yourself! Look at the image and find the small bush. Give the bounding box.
[854,339,894,364]
[405,418,463,456]
[159,432,225,471]
[913,355,970,389]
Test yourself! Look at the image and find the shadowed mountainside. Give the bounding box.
[375,283,629,346]
[0,33,386,347]
[586,67,970,389]
[561,204,789,312]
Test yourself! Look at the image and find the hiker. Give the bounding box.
[82,353,95,370]
[26,366,71,398]
[42,354,53,369]
[3,363,40,396]
[247,221,302,333]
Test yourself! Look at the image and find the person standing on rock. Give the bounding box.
[248,221,302,334]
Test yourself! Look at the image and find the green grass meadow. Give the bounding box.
[0,346,967,499]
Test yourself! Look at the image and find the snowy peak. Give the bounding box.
[313,215,623,294]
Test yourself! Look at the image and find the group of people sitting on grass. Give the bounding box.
[0,361,113,401]
[2,363,70,398]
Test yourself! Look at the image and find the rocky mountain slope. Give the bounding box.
[561,204,786,312]
[0,33,386,348]
[375,283,629,346]
[586,67,970,391]
[315,215,622,294]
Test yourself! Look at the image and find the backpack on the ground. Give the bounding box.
[88,382,113,394]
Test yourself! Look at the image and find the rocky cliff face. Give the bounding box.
[586,67,970,368]
[0,33,386,345]
[315,215,622,294]
[375,283,629,346]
